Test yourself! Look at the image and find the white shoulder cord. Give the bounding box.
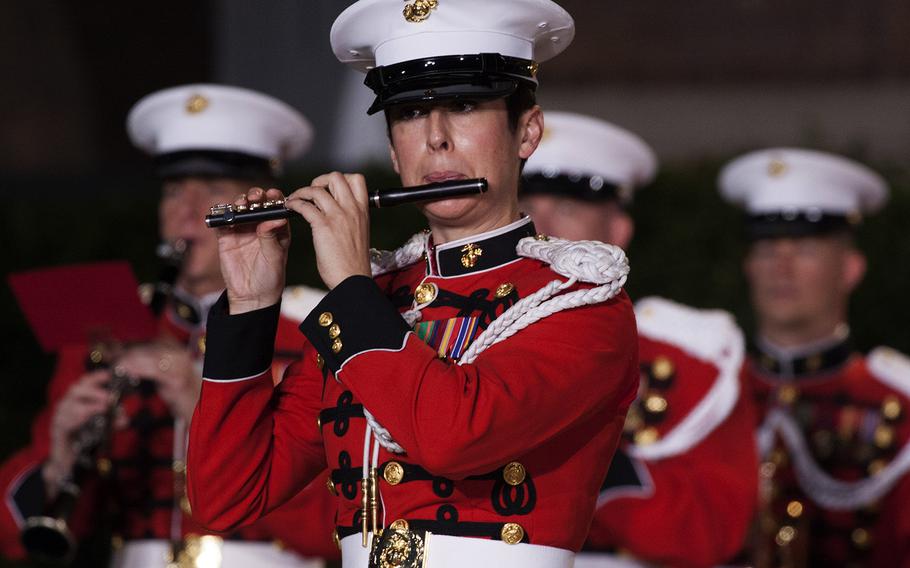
[761,408,910,509]
[364,236,630,454]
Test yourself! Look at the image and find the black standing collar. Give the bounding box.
[753,328,853,379]
[430,217,537,277]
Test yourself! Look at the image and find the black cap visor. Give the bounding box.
[746,212,856,241]
[365,53,537,115]
[154,150,276,181]
[521,173,626,204]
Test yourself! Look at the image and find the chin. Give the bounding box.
[420,197,480,223]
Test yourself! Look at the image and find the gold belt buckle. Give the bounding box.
[167,535,224,568]
[369,520,427,568]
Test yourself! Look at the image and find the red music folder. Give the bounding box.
[8,261,158,352]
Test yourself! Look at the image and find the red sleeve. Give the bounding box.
[0,345,100,559]
[587,384,759,567]
[187,297,327,532]
[300,275,639,479]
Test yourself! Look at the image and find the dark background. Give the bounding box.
[2,1,909,566]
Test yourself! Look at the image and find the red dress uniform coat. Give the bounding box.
[745,337,910,568]
[580,297,758,568]
[187,219,639,561]
[0,288,339,563]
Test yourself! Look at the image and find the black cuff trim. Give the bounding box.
[12,465,46,522]
[202,292,280,381]
[600,448,643,492]
[300,276,411,374]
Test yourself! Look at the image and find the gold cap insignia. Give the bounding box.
[185,94,209,114]
[768,158,788,178]
[403,0,438,23]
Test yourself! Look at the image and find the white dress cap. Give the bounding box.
[719,148,887,217]
[523,111,657,203]
[331,0,574,71]
[127,84,313,163]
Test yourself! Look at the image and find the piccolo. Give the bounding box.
[205,178,488,228]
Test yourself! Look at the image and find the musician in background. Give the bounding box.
[519,112,758,568]
[0,84,337,567]
[720,148,910,567]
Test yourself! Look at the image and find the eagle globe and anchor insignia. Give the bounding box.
[403,0,438,23]
[369,519,426,568]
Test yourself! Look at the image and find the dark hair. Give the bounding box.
[505,82,537,133]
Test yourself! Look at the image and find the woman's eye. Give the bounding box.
[450,100,476,113]
[395,106,427,120]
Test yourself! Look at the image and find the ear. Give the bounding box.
[388,140,400,175]
[518,105,544,160]
[607,209,635,250]
[842,248,867,293]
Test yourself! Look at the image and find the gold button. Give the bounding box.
[777,385,798,405]
[414,282,438,305]
[197,337,206,355]
[775,525,796,546]
[178,304,193,320]
[501,523,524,545]
[89,349,104,365]
[786,500,803,518]
[634,426,659,446]
[383,461,405,485]
[172,460,187,474]
[96,458,112,476]
[535,233,549,241]
[804,354,823,373]
[868,459,886,475]
[326,475,337,495]
[316,353,325,370]
[503,462,526,486]
[328,323,341,339]
[317,415,322,429]
[180,495,192,515]
[643,394,668,414]
[111,535,124,550]
[495,283,514,298]
[332,528,341,550]
[651,357,674,381]
[389,519,409,532]
[874,424,894,449]
[770,448,788,467]
[851,527,871,549]
[331,338,343,354]
[318,312,334,327]
[882,395,902,421]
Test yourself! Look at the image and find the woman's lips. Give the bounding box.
[423,171,468,183]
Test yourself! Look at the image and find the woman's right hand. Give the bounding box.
[215,187,292,314]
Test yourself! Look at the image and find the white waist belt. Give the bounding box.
[573,552,648,568]
[110,539,326,568]
[341,533,574,568]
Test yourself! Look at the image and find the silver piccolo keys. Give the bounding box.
[205,178,488,228]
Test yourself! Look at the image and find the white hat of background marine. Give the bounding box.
[127,84,313,179]
[330,0,575,114]
[522,112,657,204]
[718,148,888,239]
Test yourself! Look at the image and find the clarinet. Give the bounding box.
[20,240,189,562]
[205,178,488,228]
